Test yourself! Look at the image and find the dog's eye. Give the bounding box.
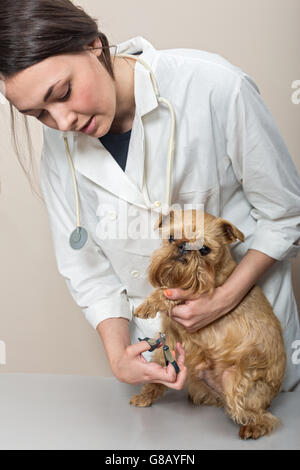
[199,245,211,256]
[168,235,175,243]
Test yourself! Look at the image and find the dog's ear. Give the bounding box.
[217,218,245,245]
[153,210,175,231]
[153,212,163,231]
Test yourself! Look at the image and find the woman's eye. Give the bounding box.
[59,83,72,102]
[168,235,175,243]
[37,83,72,119]
[199,245,211,256]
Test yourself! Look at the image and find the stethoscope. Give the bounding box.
[63,53,176,250]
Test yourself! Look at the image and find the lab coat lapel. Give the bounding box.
[125,60,159,193]
[73,132,146,208]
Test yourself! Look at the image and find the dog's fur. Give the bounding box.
[130,210,286,440]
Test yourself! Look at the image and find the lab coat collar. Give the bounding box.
[115,36,159,117]
[71,36,160,209]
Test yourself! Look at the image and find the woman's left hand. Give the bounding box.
[163,286,235,333]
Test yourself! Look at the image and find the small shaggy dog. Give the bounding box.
[130,209,286,439]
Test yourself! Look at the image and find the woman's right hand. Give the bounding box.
[111,341,187,390]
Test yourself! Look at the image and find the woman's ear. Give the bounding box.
[85,37,102,57]
[216,218,245,245]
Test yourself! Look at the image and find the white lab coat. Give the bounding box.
[40,36,300,391]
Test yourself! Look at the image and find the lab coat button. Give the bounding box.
[131,270,140,279]
[108,211,117,220]
[154,201,161,207]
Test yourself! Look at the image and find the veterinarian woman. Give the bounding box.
[1,0,300,392]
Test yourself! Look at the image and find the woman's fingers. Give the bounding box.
[128,339,187,389]
[170,342,185,363]
[147,361,177,383]
[148,342,187,389]
[153,362,187,390]
[176,342,186,363]
[170,343,187,389]
[128,339,163,359]
[126,340,151,359]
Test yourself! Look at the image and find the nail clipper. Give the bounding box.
[138,332,180,374]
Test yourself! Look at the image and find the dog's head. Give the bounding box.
[148,209,244,296]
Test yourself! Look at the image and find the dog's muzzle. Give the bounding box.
[176,243,190,263]
[177,240,205,262]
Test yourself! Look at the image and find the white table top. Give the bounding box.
[0,373,299,450]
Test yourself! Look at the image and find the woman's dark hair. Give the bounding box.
[0,0,117,198]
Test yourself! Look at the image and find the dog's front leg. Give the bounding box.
[134,289,170,319]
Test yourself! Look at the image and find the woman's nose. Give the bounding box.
[49,105,77,132]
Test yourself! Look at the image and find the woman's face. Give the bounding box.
[5,38,133,138]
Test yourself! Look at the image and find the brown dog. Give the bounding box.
[130,209,286,440]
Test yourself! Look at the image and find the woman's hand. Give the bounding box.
[163,286,236,333]
[163,249,278,334]
[111,341,187,390]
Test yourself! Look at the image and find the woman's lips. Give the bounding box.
[80,115,96,134]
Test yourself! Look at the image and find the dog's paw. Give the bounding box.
[134,303,157,319]
[134,305,149,318]
[239,424,268,440]
[130,394,153,407]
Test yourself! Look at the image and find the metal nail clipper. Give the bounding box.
[138,332,180,374]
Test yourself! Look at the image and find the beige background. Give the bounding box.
[0,0,299,376]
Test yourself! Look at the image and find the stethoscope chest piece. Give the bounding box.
[69,227,88,250]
